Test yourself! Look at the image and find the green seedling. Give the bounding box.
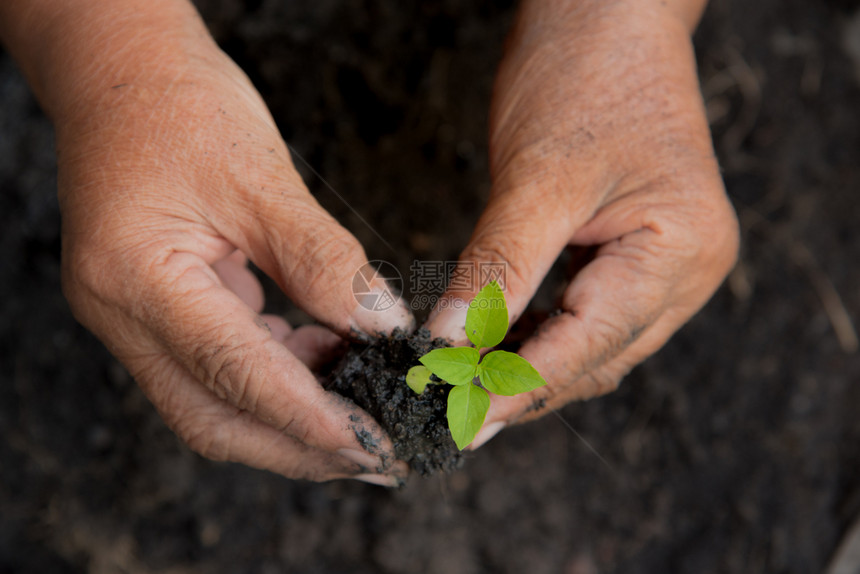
[406,281,547,449]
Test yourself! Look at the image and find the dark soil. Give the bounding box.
[325,328,462,476]
[3,0,860,573]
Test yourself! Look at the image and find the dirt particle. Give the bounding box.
[352,427,380,455]
[527,397,547,413]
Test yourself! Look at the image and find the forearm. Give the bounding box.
[0,0,217,122]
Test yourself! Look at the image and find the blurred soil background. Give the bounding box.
[3,0,860,572]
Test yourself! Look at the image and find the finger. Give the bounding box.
[424,179,592,345]
[260,315,343,371]
[221,248,249,267]
[476,307,698,447]
[479,216,730,430]
[484,235,677,429]
[516,309,687,423]
[212,250,264,312]
[139,354,406,484]
[467,235,674,449]
[283,324,344,371]
[206,157,413,338]
[126,251,399,471]
[260,313,292,343]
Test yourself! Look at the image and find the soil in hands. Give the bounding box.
[325,328,463,476]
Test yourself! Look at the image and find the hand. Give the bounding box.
[426,0,739,447]
[14,0,413,483]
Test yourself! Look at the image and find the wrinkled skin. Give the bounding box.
[426,0,739,447]
[1,0,412,485]
[0,0,738,478]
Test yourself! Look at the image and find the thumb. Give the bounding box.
[425,180,576,344]
[212,163,413,339]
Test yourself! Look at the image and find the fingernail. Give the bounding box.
[352,283,415,337]
[338,448,382,471]
[354,473,403,488]
[424,298,469,344]
[469,421,506,450]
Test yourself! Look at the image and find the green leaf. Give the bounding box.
[405,365,433,394]
[419,347,479,386]
[447,384,490,450]
[465,280,508,348]
[478,350,547,396]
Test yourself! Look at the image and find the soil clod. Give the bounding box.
[325,328,463,476]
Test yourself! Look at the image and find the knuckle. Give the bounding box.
[672,193,741,282]
[296,230,360,294]
[61,228,163,326]
[576,284,652,349]
[580,312,641,370]
[640,182,740,278]
[707,197,741,271]
[60,244,147,339]
[534,310,646,392]
[275,396,321,444]
[192,339,264,412]
[266,207,361,294]
[278,413,310,444]
[186,337,314,444]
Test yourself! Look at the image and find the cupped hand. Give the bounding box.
[53,5,412,483]
[426,0,739,447]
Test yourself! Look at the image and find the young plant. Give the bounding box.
[406,281,547,449]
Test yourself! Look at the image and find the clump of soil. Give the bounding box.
[325,328,463,476]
